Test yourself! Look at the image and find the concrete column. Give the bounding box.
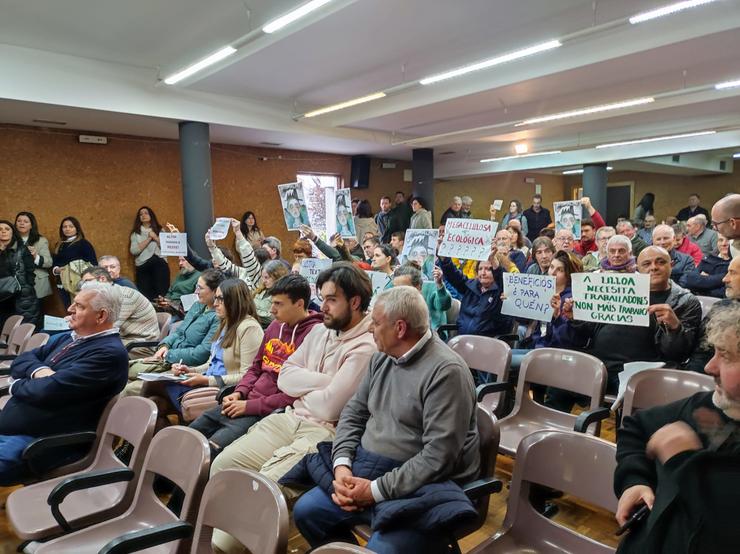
[179,121,214,258]
[412,148,434,221]
[582,163,608,216]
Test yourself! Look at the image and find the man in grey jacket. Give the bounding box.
[293,286,480,552]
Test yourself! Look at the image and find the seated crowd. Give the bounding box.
[0,191,738,553]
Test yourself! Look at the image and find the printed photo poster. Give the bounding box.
[334,188,356,239]
[366,270,393,298]
[400,229,438,280]
[554,200,583,239]
[571,272,650,327]
[208,217,232,240]
[501,273,556,322]
[438,218,498,262]
[278,182,311,231]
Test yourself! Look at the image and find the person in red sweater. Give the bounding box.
[573,197,606,256]
[189,274,323,458]
[674,222,703,266]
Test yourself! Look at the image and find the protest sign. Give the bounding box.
[44,315,69,331]
[492,199,503,211]
[366,270,392,298]
[278,182,311,231]
[209,217,232,240]
[400,229,438,280]
[554,200,583,239]
[179,293,198,313]
[159,232,188,256]
[438,218,498,261]
[501,273,556,322]
[334,188,356,239]
[571,272,650,327]
[299,258,332,284]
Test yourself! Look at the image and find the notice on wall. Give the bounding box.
[554,200,583,239]
[159,232,188,256]
[501,273,556,322]
[571,272,650,327]
[438,218,498,261]
[209,217,232,240]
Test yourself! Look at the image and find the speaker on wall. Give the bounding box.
[350,155,370,189]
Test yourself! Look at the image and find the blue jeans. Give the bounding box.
[293,486,450,554]
[0,434,35,486]
[164,383,193,413]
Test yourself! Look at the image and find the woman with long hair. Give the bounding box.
[409,197,433,229]
[354,199,379,242]
[51,216,97,308]
[14,211,53,300]
[130,206,170,300]
[633,193,655,226]
[254,260,290,328]
[239,211,265,249]
[163,279,264,416]
[501,199,529,237]
[0,220,39,326]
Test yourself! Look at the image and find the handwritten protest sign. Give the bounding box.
[554,200,583,239]
[299,258,332,284]
[366,271,392,298]
[571,272,650,327]
[400,229,438,280]
[501,273,556,322]
[209,217,232,240]
[438,218,498,261]
[492,199,503,210]
[159,232,188,256]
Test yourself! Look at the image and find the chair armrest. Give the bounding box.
[574,407,611,434]
[125,341,159,352]
[0,383,8,397]
[48,468,135,532]
[476,381,514,402]
[216,384,237,404]
[0,341,7,349]
[0,354,18,361]
[98,521,193,554]
[437,324,458,334]
[22,431,98,476]
[463,477,503,500]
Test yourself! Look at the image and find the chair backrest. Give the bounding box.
[446,298,461,326]
[312,544,374,553]
[190,469,289,554]
[449,335,511,415]
[622,368,715,421]
[5,323,35,356]
[0,314,23,348]
[21,332,50,353]
[512,348,607,434]
[129,426,210,534]
[696,295,720,318]
[503,430,617,553]
[156,312,172,342]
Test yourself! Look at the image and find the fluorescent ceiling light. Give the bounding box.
[516,97,654,126]
[562,166,613,175]
[715,79,740,90]
[629,0,718,24]
[514,143,528,154]
[420,40,561,86]
[263,0,333,33]
[480,150,562,163]
[164,46,237,85]
[734,153,740,158]
[595,130,716,149]
[303,92,386,118]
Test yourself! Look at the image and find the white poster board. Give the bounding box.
[209,217,232,240]
[44,315,70,331]
[400,229,438,280]
[278,181,311,231]
[571,272,650,327]
[159,232,188,256]
[438,218,498,261]
[554,200,583,239]
[299,258,332,284]
[366,270,392,298]
[501,273,556,322]
[179,293,198,313]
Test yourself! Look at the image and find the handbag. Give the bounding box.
[180,386,221,422]
[60,259,89,295]
[0,248,22,302]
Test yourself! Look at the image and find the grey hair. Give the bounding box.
[616,220,634,231]
[596,226,616,239]
[672,221,688,235]
[706,301,740,353]
[452,196,462,203]
[461,196,472,204]
[689,214,708,227]
[262,236,282,255]
[607,234,632,253]
[393,264,423,289]
[98,255,120,265]
[653,224,675,239]
[79,281,121,323]
[374,286,430,336]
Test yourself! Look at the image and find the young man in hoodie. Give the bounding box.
[210,262,376,554]
[188,274,323,458]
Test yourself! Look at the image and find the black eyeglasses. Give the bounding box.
[711,217,736,230]
[213,295,224,304]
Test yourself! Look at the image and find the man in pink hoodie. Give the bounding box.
[210,262,376,554]
[189,274,323,458]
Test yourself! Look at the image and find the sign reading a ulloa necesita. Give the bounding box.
[571,272,650,327]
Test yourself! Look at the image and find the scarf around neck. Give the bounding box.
[600,256,636,273]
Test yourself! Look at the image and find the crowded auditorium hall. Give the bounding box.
[2,1,740,553]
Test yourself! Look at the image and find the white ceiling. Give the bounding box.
[2,0,740,178]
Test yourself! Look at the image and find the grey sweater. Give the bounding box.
[332,335,480,500]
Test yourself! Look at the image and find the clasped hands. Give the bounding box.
[332,465,375,512]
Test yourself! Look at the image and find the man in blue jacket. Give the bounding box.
[0,282,128,485]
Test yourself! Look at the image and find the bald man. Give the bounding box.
[710,193,740,241]
[685,256,740,372]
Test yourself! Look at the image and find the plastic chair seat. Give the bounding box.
[498,405,595,457]
[484,526,614,553]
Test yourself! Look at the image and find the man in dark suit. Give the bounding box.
[0,282,128,485]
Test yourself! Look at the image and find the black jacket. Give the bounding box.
[523,206,552,242]
[0,240,40,327]
[680,254,729,298]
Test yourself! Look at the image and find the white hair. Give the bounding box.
[98,255,121,265]
[452,196,462,203]
[653,224,674,239]
[80,281,121,323]
[607,234,632,253]
[374,286,430,335]
[596,226,616,239]
[691,214,708,227]
[461,196,473,204]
